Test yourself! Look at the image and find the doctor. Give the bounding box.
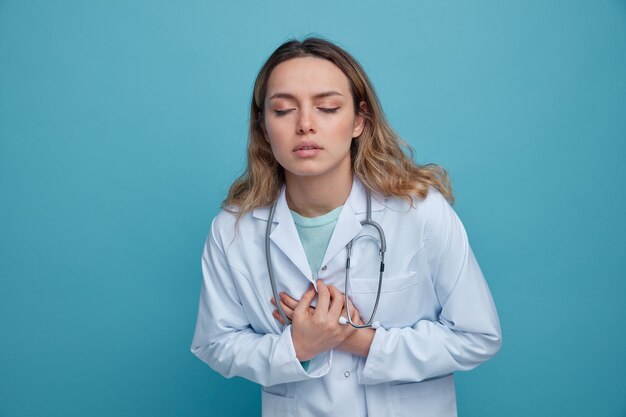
[191,37,502,417]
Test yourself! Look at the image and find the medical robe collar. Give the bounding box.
[252,178,385,282]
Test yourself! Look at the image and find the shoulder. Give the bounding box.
[415,186,452,215]
[210,208,237,233]
[382,187,458,240]
[416,187,466,244]
[208,205,266,249]
[382,186,451,217]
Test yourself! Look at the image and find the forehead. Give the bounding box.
[266,57,351,98]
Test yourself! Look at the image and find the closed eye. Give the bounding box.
[319,107,339,113]
[274,109,295,116]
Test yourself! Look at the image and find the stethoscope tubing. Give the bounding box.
[344,217,386,329]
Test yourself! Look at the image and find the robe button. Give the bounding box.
[344,371,351,378]
[321,265,327,271]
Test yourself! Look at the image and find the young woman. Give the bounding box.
[191,37,501,417]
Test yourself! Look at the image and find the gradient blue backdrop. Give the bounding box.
[1,1,625,416]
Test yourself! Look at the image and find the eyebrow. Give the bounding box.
[268,90,344,101]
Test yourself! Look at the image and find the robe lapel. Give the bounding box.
[321,203,362,269]
[265,187,314,282]
[320,178,385,268]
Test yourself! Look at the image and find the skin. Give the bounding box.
[263,56,365,217]
[263,57,375,361]
[271,283,374,359]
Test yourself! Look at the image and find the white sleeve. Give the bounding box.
[190,218,331,386]
[360,191,502,384]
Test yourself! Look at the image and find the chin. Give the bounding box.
[282,159,351,180]
[287,169,326,178]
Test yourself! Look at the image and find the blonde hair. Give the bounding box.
[224,37,454,215]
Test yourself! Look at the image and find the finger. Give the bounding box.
[272,309,285,325]
[279,292,299,310]
[294,285,316,314]
[279,300,294,320]
[327,285,345,318]
[315,280,330,315]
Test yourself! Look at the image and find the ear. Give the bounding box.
[352,101,367,138]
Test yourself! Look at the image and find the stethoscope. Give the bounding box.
[265,189,386,329]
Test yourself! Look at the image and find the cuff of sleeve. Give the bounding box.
[358,326,387,384]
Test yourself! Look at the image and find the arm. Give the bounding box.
[190,219,331,386]
[360,190,502,385]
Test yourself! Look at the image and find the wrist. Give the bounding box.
[293,339,314,361]
[339,328,375,357]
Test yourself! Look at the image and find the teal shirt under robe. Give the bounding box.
[291,205,343,279]
[290,205,342,371]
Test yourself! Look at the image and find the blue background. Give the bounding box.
[1,1,625,416]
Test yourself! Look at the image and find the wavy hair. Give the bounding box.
[224,37,454,215]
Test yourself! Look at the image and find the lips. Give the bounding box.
[293,141,322,157]
[293,141,321,152]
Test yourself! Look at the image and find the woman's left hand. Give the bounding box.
[272,287,375,357]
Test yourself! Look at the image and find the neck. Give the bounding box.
[285,171,353,218]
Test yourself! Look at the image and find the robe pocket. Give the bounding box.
[261,390,295,416]
[348,273,424,328]
[349,272,420,294]
[388,374,457,416]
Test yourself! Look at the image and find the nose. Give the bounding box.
[296,108,316,135]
